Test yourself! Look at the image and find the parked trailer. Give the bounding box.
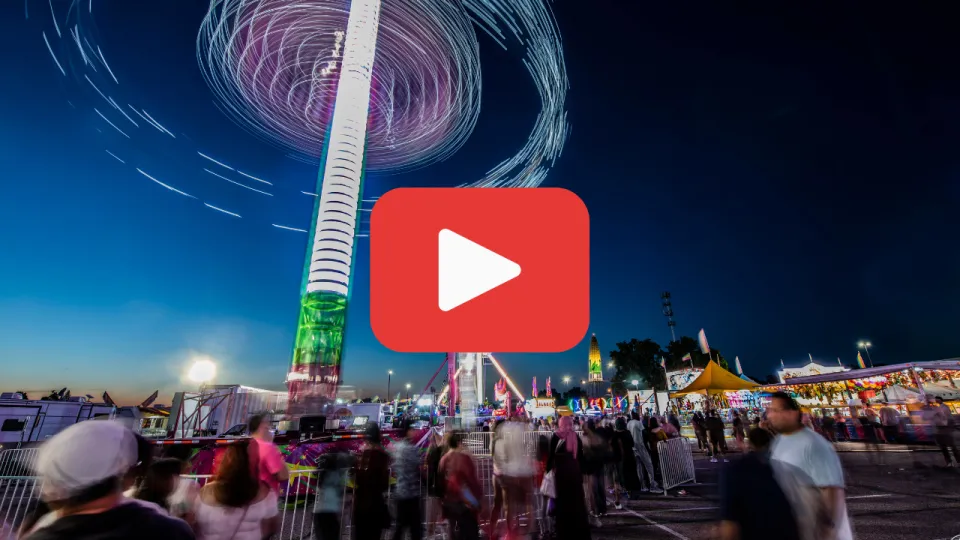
[167,385,287,438]
[0,395,116,448]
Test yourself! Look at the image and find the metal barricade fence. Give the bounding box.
[0,434,559,540]
[0,449,43,537]
[656,437,696,495]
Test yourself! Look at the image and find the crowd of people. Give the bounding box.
[12,393,958,540]
[13,413,287,540]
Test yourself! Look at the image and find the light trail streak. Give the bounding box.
[204,168,273,196]
[84,74,109,104]
[272,224,307,233]
[487,353,525,401]
[48,0,60,37]
[104,149,124,163]
[203,203,242,218]
[69,25,88,66]
[108,97,138,127]
[301,191,317,197]
[197,151,233,170]
[236,170,272,185]
[136,168,195,198]
[96,46,118,84]
[127,105,165,134]
[93,108,129,138]
[41,32,65,76]
[141,110,175,138]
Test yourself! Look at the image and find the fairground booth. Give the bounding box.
[669,361,761,437]
[761,359,960,442]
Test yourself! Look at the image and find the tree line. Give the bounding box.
[608,335,730,394]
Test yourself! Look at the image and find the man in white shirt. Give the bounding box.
[767,392,853,540]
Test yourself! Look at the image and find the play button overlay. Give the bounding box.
[438,229,522,312]
[370,187,589,353]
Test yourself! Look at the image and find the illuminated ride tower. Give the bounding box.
[286,0,383,416]
[587,333,603,396]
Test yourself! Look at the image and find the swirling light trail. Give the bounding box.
[26,0,568,229]
[198,0,568,187]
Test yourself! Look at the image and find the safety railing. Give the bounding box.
[0,448,43,536]
[0,450,543,540]
[463,430,581,457]
[656,437,696,495]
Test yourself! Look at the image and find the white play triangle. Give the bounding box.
[438,228,522,312]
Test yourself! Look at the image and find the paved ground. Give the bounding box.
[588,449,960,540]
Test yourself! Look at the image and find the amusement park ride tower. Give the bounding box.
[285,0,382,416]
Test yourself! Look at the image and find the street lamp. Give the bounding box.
[405,383,411,401]
[857,341,875,367]
[562,376,571,388]
[387,370,393,410]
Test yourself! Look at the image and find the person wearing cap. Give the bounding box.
[23,420,194,540]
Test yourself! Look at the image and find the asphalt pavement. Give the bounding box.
[588,449,960,540]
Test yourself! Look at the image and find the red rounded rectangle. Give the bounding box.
[370,187,589,353]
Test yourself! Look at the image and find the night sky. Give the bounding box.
[2,1,959,404]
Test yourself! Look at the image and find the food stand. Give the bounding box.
[761,359,960,442]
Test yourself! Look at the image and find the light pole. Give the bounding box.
[562,376,571,388]
[405,383,411,402]
[387,370,393,411]
[858,341,875,368]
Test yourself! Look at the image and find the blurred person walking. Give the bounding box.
[247,414,289,494]
[580,419,609,525]
[24,421,194,540]
[731,411,746,451]
[488,420,508,539]
[353,423,392,540]
[878,405,900,444]
[425,430,447,540]
[706,410,728,462]
[193,442,279,540]
[928,397,959,467]
[626,412,661,493]
[546,416,590,540]
[767,392,853,540]
[313,449,352,540]
[391,421,424,540]
[691,412,709,452]
[612,417,641,506]
[439,432,482,540]
[497,418,535,539]
[718,428,800,540]
[134,458,184,513]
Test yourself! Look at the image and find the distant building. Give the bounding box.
[336,385,359,402]
[588,334,603,382]
[777,361,848,384]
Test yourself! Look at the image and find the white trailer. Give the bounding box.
[0,395,116,447]
[167,385,287,438]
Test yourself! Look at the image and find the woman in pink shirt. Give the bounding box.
[247,414,288,493]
